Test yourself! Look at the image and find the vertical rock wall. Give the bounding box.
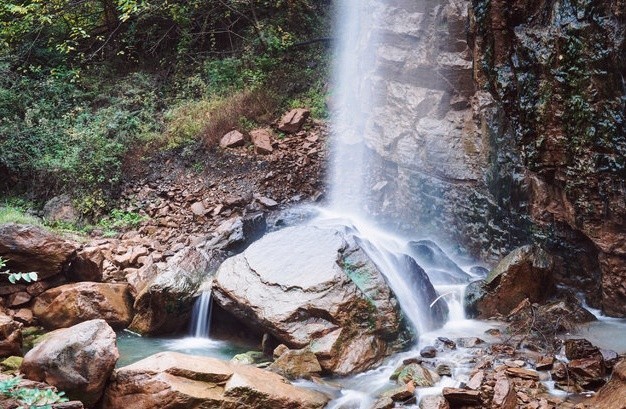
[360,0,626,315]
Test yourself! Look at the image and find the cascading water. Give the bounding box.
[318,1,493,406]
[189,291,212,338]
[327,0,472,336]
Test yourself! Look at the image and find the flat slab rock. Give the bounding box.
[101,351,328,409]
[212,225,409,375]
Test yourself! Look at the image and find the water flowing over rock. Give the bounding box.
[212,225,420,375]
[407,240,471,285]
[32,282,133,329]
[101,351,328,409]
[128,246,217,335]
[20,319,119,407]
[0,223,77,279]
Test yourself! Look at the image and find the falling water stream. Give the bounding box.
[114,0,626,406]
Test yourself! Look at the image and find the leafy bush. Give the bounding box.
[0,69,161,217]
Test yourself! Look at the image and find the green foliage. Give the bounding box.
[0,69,161,217]
[0,256,39,284]
[0,0,331,217]
[97,209,147,232]
[0,375,68,409]
[0,205,41,226]
[288,80,328,119]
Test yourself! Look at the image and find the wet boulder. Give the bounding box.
[128,246,217,335]
[101,351,328,409]
[0,223,77,280]
[32,282,133,330]
[212,225,418,375]
[20,319,119,407]
[463,245,555,317]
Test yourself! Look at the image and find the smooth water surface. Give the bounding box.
[116,331,249,367]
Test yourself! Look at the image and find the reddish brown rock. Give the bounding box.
[219,130,245,148]
[7,291,31,307]
[442,387,481,406]
[468,245,555,317]
[101,352,328,409]
[67,246,104,282]
[32,282,133,329]
[492,376,516,409]
[505,367,540,380]
[564,338,602,360]
[278,108,310,133]
[12,308,33,325]
[20,319,119,407]
[190,201,207,216]
[569,356,606,389]
[592,359,626,409]
[0,224,77,279]
[250,128,274,154]
[0,313,22,357]
[268,348,322,380]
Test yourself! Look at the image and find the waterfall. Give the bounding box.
[329,0,378,215]
[189,292,212,338]
[327,0,476,334]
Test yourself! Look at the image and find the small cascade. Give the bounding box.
[189,292,212,338]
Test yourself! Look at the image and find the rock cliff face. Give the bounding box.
[360,0,625,315]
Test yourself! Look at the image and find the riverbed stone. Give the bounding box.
[101,351,328,409]
[32,282,133,329]
[212,225,419,375]
[20,319,118,407]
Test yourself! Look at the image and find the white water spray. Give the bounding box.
[189,291,212,338]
